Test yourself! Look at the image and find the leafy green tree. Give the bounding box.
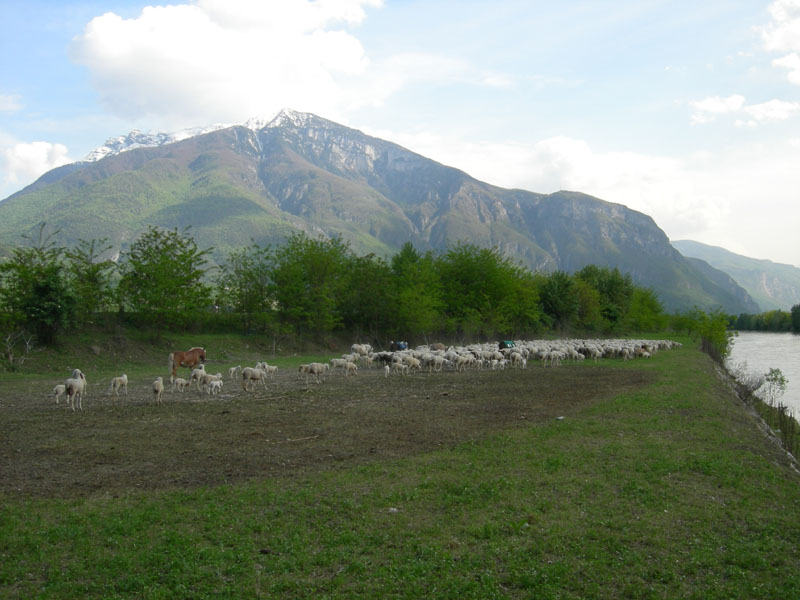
[390,242,443,339]
[791,304,800,333]
[436,242,537,338]
[216,243,275,332]
[339,253,395,339]
[697,308,734,362]
[624,287,666,332]
[540,270,579,330]
[269,233,351,335]
[575,265,634,329]
[0,223,74,344]
[64,238,117,325]
[118,226,213,329]
[574,279,604,331]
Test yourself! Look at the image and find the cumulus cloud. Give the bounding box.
[1,141,72,191]
[760,0,800,85]
[689,95,745,124]
[689,95,800,126]
[68,0,503,130]
[773,52,800,83]
[69,0,382,128]
[760,0,800,53]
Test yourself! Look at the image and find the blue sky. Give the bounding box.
[2,0,799,265]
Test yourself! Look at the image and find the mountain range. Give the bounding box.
[672,240,800,311]
[0,109,763,314]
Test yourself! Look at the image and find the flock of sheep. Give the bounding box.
[51,337,681,411]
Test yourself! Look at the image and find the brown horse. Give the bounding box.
[168,347,206,379]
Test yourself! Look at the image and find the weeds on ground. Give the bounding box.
[727,361,798,458]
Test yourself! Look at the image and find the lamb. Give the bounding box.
[391,362,410,376]
[108,374,128,396]
[208,379,223,395]
[198,372,223,394]
[52,384,66,405]
[152,377,165,404]
[383,365,390,378]
[172,377,189,392]
[228,365,242,380]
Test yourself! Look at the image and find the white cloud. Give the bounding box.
[773,52,800,84]
[760,0,800,53]
[690,94,800,126]
[68,0,509,130]
[689,95,745,124]
[1,141,73,196]
[69,0,383,128]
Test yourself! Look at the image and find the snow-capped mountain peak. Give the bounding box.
[83,123,231,162]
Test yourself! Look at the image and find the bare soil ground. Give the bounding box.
[1,365,654,498]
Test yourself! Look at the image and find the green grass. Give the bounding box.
[2,339,800,598]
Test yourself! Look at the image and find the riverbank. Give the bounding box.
[2,339,800,598]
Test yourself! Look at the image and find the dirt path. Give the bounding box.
[1,365,654,498]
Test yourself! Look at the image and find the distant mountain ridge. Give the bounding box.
[0,109,760,314]
[672,240,800,311]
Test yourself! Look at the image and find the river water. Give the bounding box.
[727,331,800,415]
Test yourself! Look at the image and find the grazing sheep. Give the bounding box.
[343,361,358,377]
[391,362,410,376]
[172,377,188,392]
[189,364,206,390]
[152,377,165,404]
[52,384,66,405]
[198,372,223,394]
[241,367,268,391]
[64,376,86,411]
[108,374,128,396]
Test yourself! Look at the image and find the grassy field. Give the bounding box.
[2,335,800,598]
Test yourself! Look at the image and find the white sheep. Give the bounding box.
[241,367,268,391]
[172,377,188,392]
[52,384,66,405]
[198,372,223,394]
[189,364,206,390]
[391,362,410,376]
[152,377,165,404]
[343,361,358,376]
[65,376,87,411]
[108,374,128,396]
[208,379,223,395]
[383,365,390,378]
[351,343,372,356]
[228,365,242,380]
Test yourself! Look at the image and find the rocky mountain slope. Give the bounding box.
[0,109,759,313]
[673,240,800,311]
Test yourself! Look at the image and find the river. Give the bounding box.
[727,331,800,415]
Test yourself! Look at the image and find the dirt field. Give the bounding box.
[1,365,654,498]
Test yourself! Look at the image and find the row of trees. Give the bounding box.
[733,306,800,333]
[0,225,670,346]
